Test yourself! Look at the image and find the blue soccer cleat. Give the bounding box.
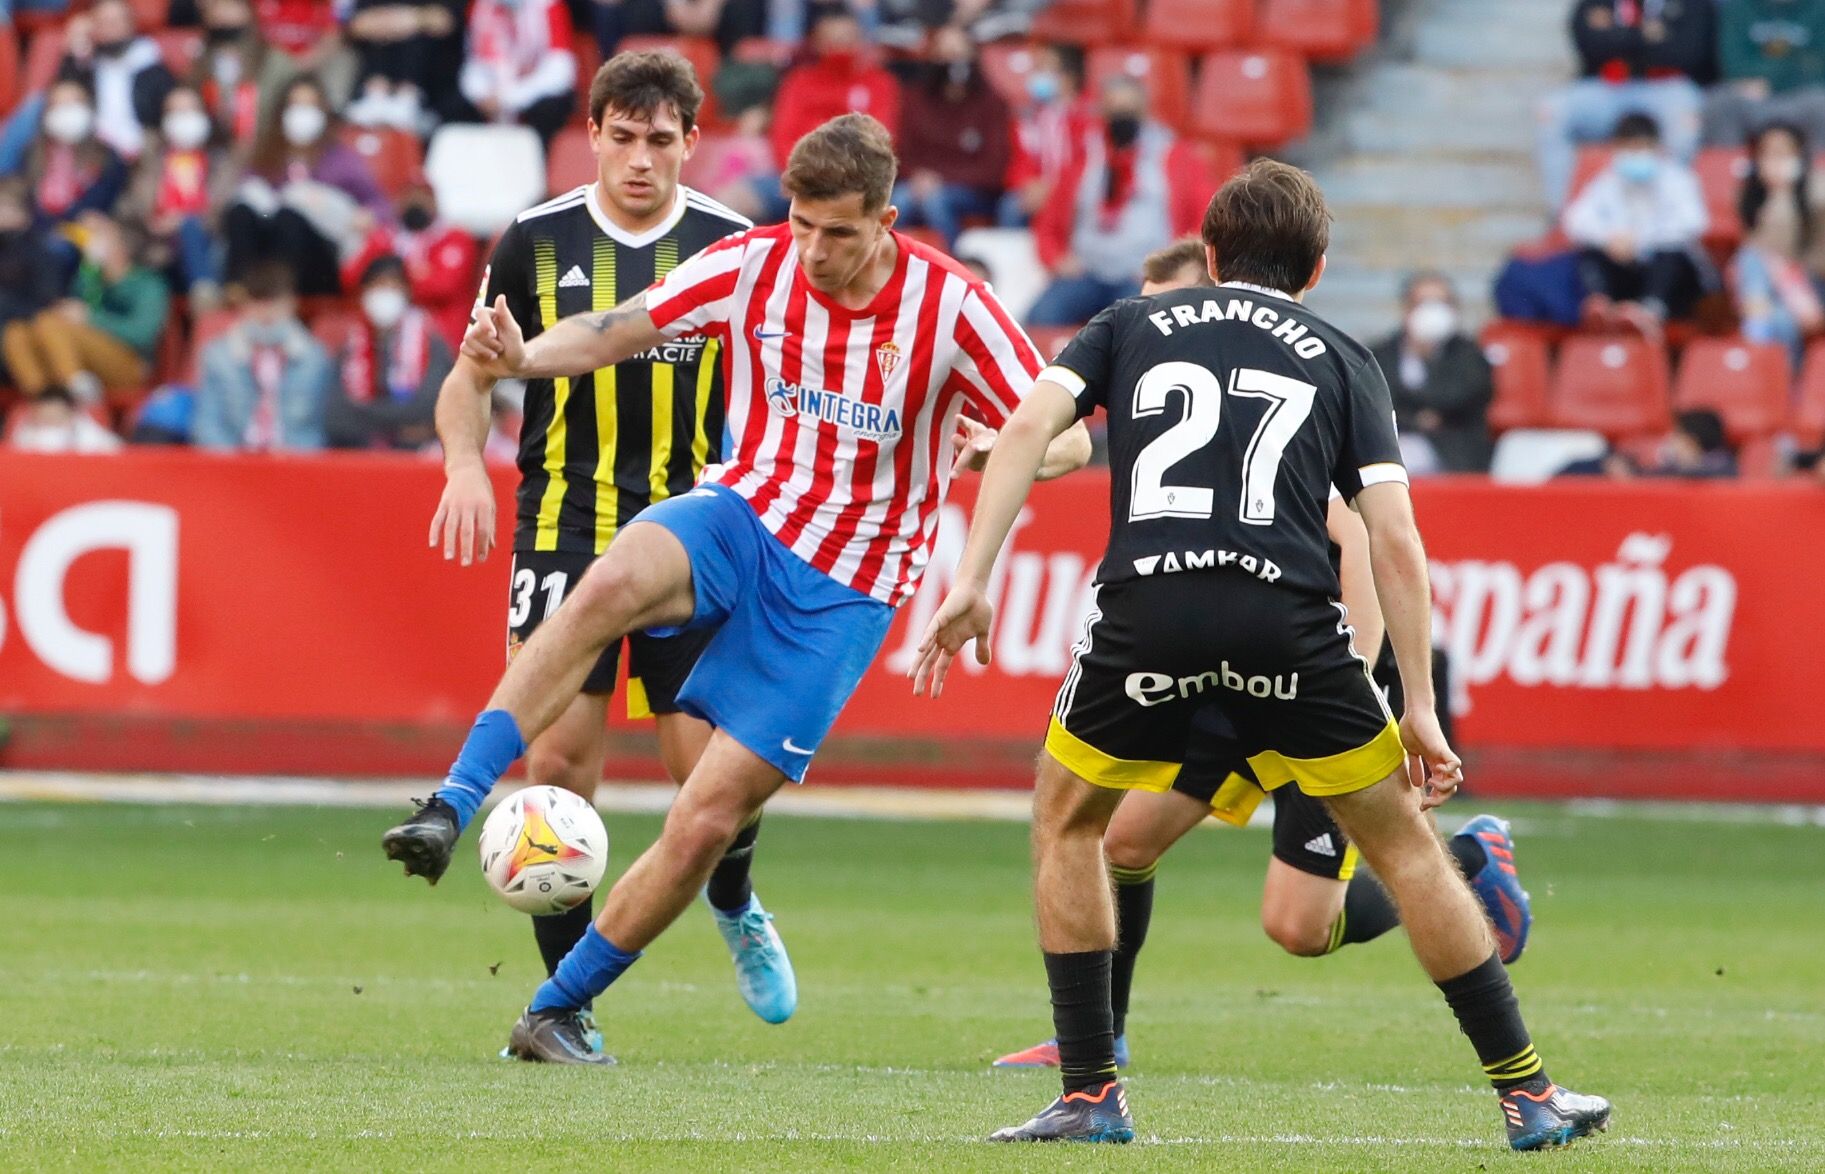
[1500,1080,1611,1150]
[990,1080,1134,1143]
[992,1034,1131,1069]
[1457,814,1532,964]
[708,892,797,1024]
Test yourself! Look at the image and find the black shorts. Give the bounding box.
[1046,572,1403,801]
[506,550,709,715]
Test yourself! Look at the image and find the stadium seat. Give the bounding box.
[1085,46,1192,131]
[1142,0,1253,53]
[1794,341,1825,447]
[1549,334,1672,438]
[1480,323,1553,433]
[340,126,424,200]
[1488,428,1608,483]
[1193,138,1246,188]
[679,132,747,193]
[731,37,797,67]
[616,36,721,124]
[1693,147,1747,248]
[1031,0,1136,46]
[1190,50,1313,147]
[1565,145,1614,206]
[573,34,602,103]
[980,40,1043,105]
[1672,337,1790,444]
[0,22,18,115]
[1736,435,1783,478]
[153,28,202,76]
[545,124,595,196]
[425,124,546,235]
[954,227,1045,321]
[1257,0,1379,62]
[21,28,65,97]
[132,0,170,30]
[1025,324,1082,361]
[900,225,949,255]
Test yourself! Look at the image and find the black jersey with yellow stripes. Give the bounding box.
[479,184,750,555]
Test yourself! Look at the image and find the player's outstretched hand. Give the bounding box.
[1399,707,1463,811]
[909,583,994,698]
[950,416,998,476]
[429,461,497,565]
[461,295,525,378]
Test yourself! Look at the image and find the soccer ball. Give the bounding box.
[477,786,609,915]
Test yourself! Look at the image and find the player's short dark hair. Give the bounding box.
[1200,159,1331,296]
[781,113,898,215]
[1614,111,1661,143]
[589,50,704,133]
[242,258,296,302]
[1141,239,1213,287]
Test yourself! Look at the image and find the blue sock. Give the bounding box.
[434,709,526,832]
[529,925,641,1013]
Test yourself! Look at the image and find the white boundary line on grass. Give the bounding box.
[1,771,1822,828]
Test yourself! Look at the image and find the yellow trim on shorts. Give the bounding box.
[1337,842,1360,882]
[1045,717,1180,792]
[1246,718,1406,798]
[624,675,653,721]
[1206,772,1266,827]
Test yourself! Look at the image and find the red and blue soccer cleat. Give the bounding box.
[989,1080,1135,1143]
[1458,814,1532,964]
[992,1033,1130,1070]
[1500,1079,1612,1150]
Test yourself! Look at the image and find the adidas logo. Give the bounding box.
[558,265,590,289]
[1304,833,1337,857]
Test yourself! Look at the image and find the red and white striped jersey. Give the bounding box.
[644,224,1045,605]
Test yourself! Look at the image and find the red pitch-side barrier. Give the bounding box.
[2,451,1822,799]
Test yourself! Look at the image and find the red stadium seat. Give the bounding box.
[1794,341,1825,447]
[546,124,595,195]
[1085,46,1192,131]
[680,131,748,191]
[21,28,66,97]
[900,225,949,255]
[1025,324,1081,360]
[132,0,170,30]
[616,36,721,124]
[1550,334,1672,438]
[1143,0,1253,53]
[340,126,424,199]
[1480,322,1553,433]
[1031,0,1136,46]
[1257,0,1379,62]
[153,28,202,76]
[980,40,1043,105]
[1190,50,1312,148]
[1672,337,1790,444]
[573,34,603,103]
[1736,435,1782,478]
[1693,147,1747,248]
[1193,138,1246,188]
[1565,145,1614,206]
[0,23,19,115]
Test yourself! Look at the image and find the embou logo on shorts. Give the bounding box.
[1124,664,1299,706]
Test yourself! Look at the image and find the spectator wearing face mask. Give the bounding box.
[1732,122,1825,360]
[125,85,240,307]
[8,385,126,453]
[342,179,479,348]
[889,25,1011,251]
[1369,271,1494,475]
[324,253,451,449]
[194,259,331,450]
[224,74,391,296]
[0,180,66,365]
[54,0,178,162]
[999,43,1087,229]
[191,0,297,147]
[1,211,169,408]
[1563,112,1708,334]
[1026,75,1209,326]
[21,79,130,238]
[450,0,579,146]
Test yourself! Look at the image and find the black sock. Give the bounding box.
[1332,869,1402,951]
[533,896,596,981]
[1045,950,1118,1094]
[1108,863,1156,1039]
[1437,951,1547,1091]
[706,814,761,914]
[1448,832,1488,879]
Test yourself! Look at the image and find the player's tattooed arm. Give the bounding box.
[584,291,648,335]
[512,292,669,379]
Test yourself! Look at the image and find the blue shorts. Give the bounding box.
[633,484,893,782]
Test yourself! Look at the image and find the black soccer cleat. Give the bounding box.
[989,1080,1134,1143]
[505,1008,617,1066]
[1500,1079,1611,1151]
[381,796,460,884]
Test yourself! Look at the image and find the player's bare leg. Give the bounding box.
[1324,770,1611,1149]
[1260,858,1348,957]
[991,755,1134,1142]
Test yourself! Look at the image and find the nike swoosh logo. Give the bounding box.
[782,738,814,756]
[753,327,789,340]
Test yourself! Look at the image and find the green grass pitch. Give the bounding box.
[1,797,1822,1171]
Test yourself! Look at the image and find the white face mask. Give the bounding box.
[362,286,409,330]
[44,102,95,145]
[163,109,212,150]
[282,103,327,147]
[1406,299,1458,346]
[1763,156,1804,185]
